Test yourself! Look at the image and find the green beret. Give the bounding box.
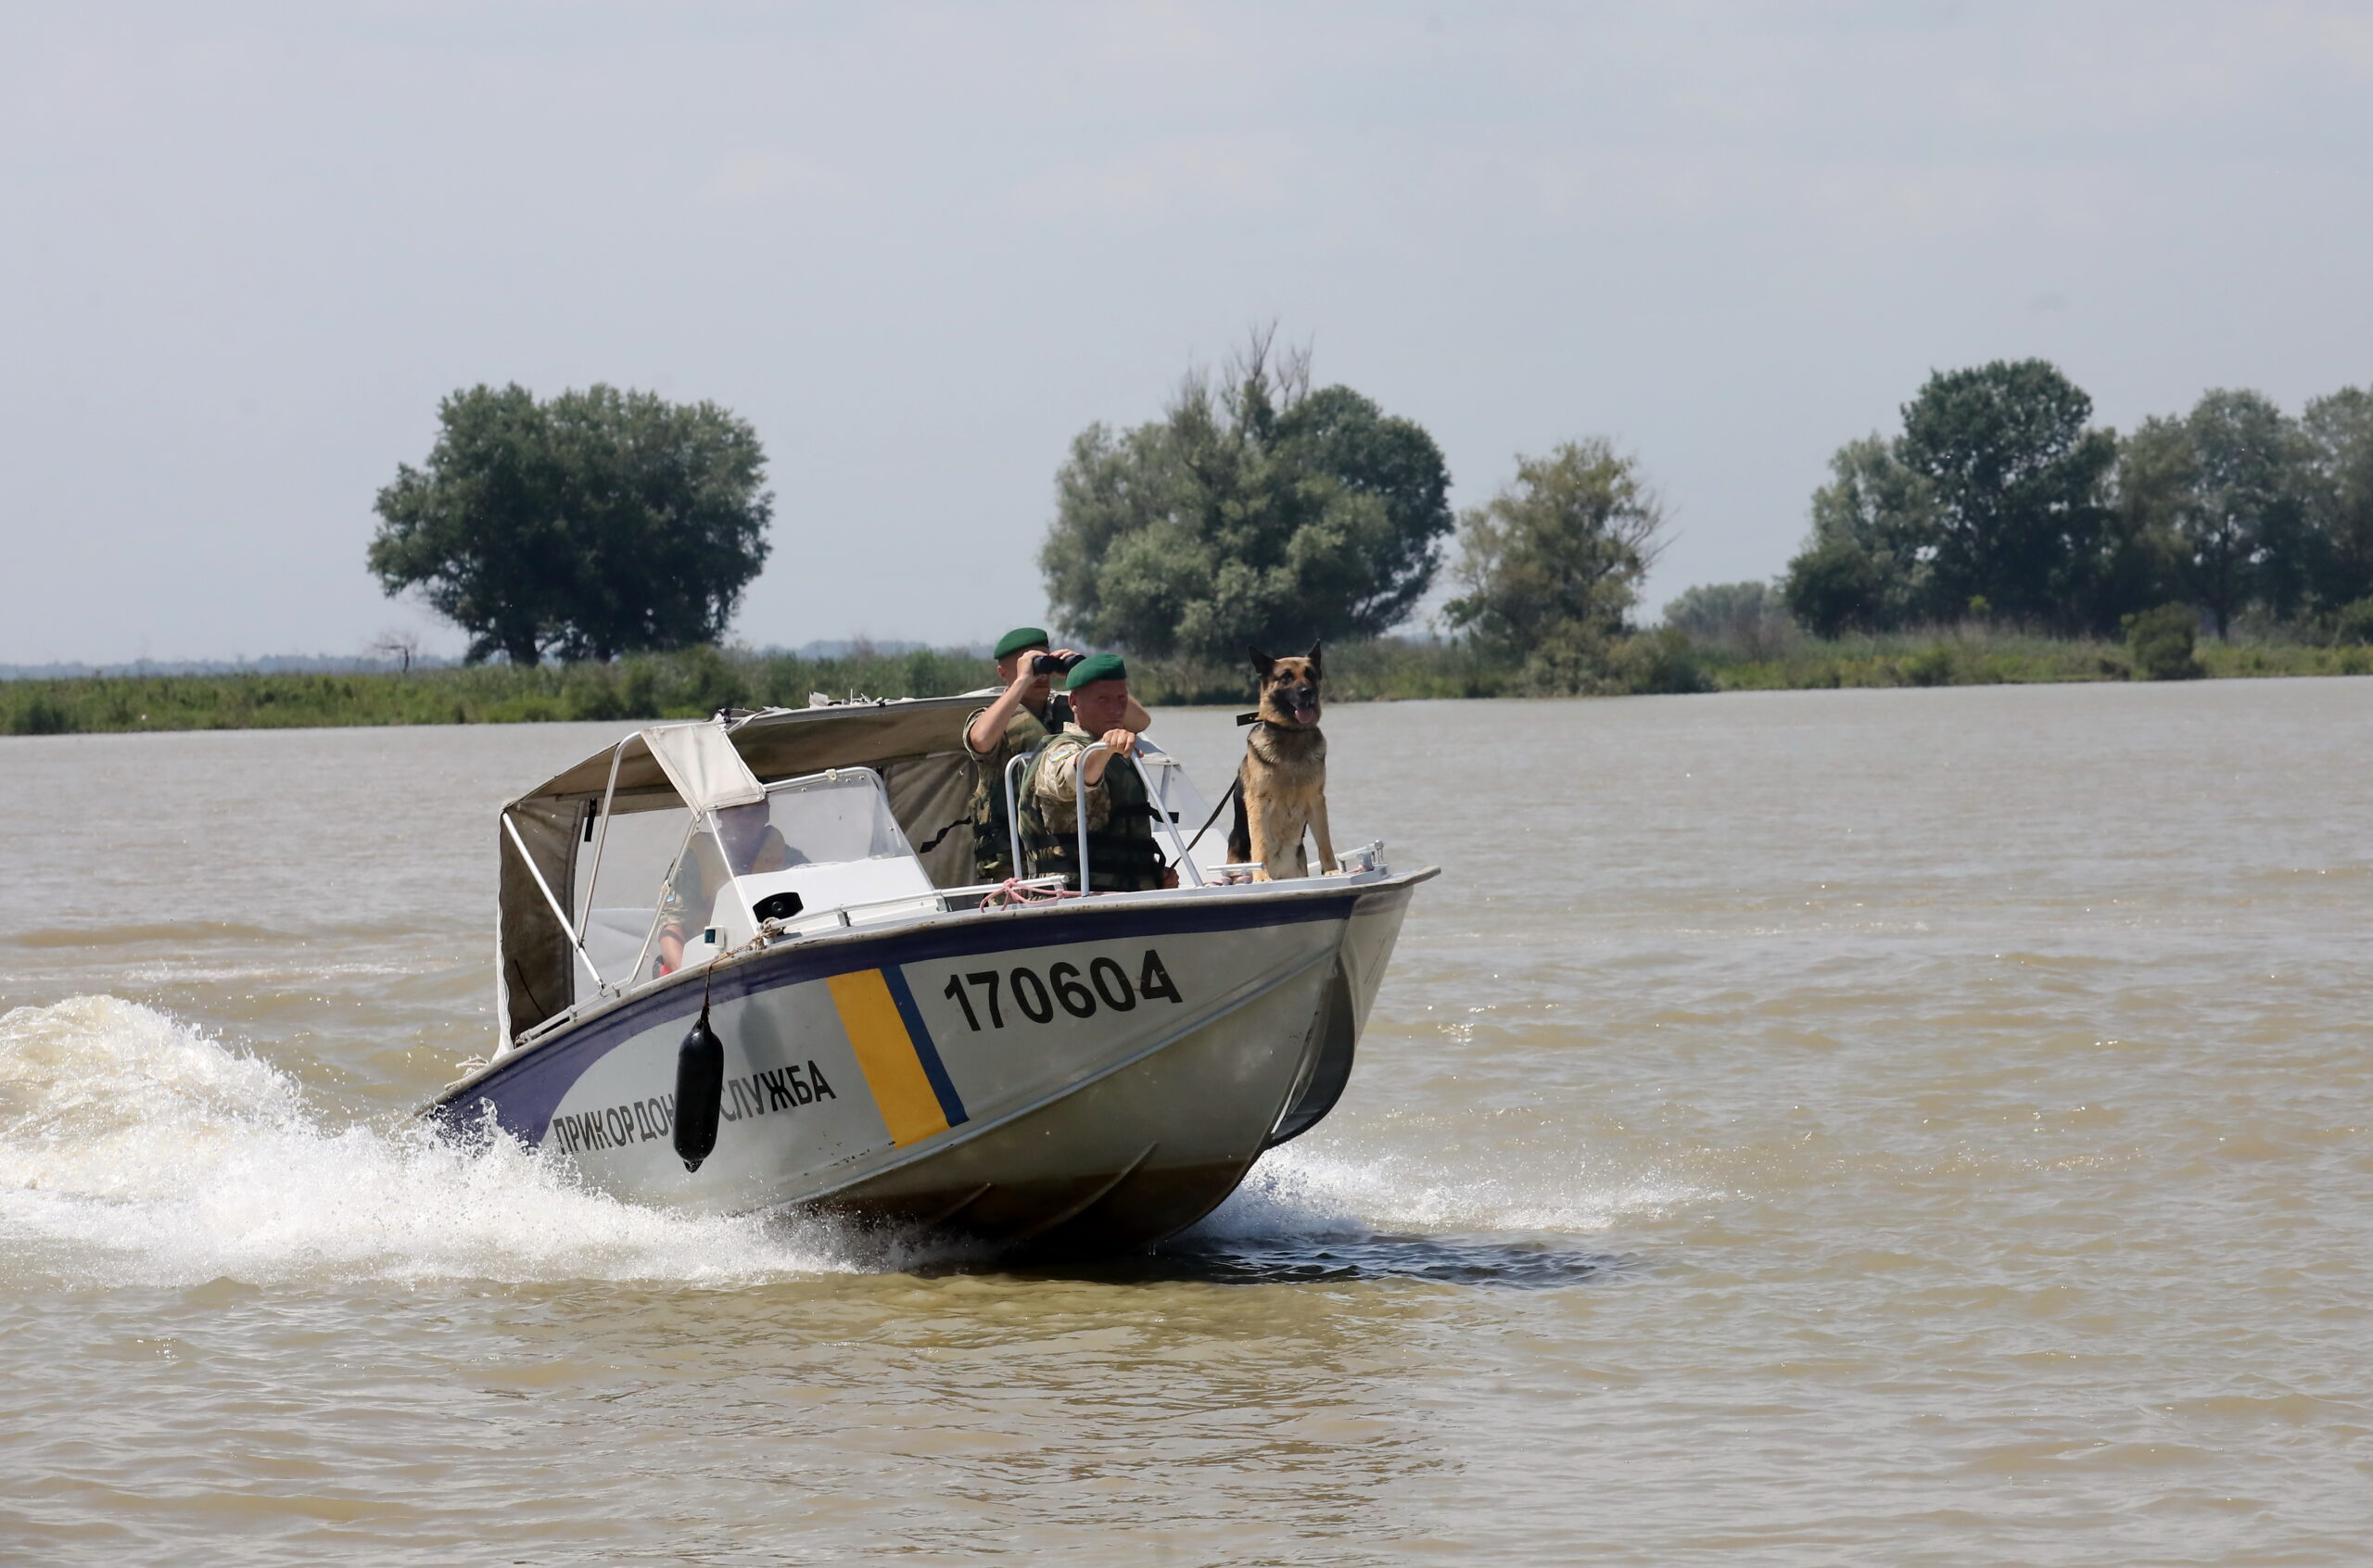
[1064,651,1127,689]
[994,626,1051,660]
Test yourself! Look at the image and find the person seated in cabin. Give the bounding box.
[1018,653,1176,894]
[962,626,1149,883]
[654,801,795,974]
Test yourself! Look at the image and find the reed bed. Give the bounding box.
[6,634,2366,735]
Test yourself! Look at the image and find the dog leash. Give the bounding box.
[1179,777,1240,860]
[1176,711,1277,859]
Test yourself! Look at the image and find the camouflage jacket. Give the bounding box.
[1020,725,1165,893]
[964,700,1060,881]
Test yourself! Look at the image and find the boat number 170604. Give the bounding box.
[940,949,1184,1031]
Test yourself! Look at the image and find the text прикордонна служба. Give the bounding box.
[547,1059,836,1156]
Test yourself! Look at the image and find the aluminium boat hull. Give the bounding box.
[428,869,1429,1257]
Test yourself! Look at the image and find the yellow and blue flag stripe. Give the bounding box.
[825,967,968,1147]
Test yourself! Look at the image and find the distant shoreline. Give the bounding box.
[3,636,2366,736]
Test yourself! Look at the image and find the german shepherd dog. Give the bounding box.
[1228,642,1334,880]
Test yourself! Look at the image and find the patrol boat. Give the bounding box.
[425,696,1434,1257]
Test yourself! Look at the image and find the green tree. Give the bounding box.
[2331,597,2373,647]
[2123,602,2202,680]
[1894,360,2117,628]
[2301,386,2373,613]
[1663,580,1796,656]
[1782,434,1937,635]
[369,384,773,664]
[1783,539,1888,640]
[1042,336,1453,661]
[2172,389,2308,639]
[2098,414,2193,629]
[1443,439,1669,689]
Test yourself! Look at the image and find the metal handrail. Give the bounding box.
[1132,752,1207,889]
[1067,742,1211,891]
[1003,751,1031,880]
[1068,742,1108,889]
[938,876,1070,901]
[1008,740,1207,893]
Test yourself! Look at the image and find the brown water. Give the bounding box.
[2,682,2368,1564]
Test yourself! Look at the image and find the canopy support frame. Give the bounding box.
[503,812,603,991]
[577,739,628,944]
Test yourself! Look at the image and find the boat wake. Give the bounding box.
[0,996,852,1290]
[1122,1229,1626,1289]
[1116,1140,1693,1289]
[2,996,1681,1291]
[1212,1141,1702,1239]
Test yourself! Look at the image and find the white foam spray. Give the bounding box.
[1201,1132,1711,1243]
[0,996,850,1290]
[0,996,1695,1289]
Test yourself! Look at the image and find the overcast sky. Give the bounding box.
[6,1,2370,663]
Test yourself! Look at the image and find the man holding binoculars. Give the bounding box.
[962,626,1149,883]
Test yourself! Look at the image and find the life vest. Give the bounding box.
[1016,735,1166,893]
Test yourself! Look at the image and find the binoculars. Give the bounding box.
[1031,651,1085,677]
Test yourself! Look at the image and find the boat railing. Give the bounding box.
[1002,741,1208,893]
[1003,751,1031,880]
[933,876,1073,904]
[757,876,1072,933]
[1130,748,1208,888]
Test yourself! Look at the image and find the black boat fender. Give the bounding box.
[673,993,726,1172]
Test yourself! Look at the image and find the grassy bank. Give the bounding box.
[6,633,2367,737]
[1124,628,2371,704]
[1698,629,2371,691]
[1125,639,1524,704]
[0,646,982,736]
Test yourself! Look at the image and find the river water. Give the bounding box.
[2,681,2367,1564]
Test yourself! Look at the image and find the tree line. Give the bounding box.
[372,335,1681,694]
[363,349,2372,695]
[1781,360,2373,642]
[1040,330,1682,694]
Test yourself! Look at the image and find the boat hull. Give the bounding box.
[428,871,1428,1256]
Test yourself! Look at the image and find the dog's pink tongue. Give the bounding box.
[1292,701,1318,725]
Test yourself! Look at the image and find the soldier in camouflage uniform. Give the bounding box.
[1019,653,1174,894]
[963,626,1149,883]
[655,801,794,973]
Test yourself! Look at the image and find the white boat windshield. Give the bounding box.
[652,769,934,976]
[574,803,695,995]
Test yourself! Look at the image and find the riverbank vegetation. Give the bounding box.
[1047,332,1685,698]
[1779,362,2373,643]
[7,628,2367,736]
[1,646,976,736]
[13,343,2371,739]
[1041,339,2373,702]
